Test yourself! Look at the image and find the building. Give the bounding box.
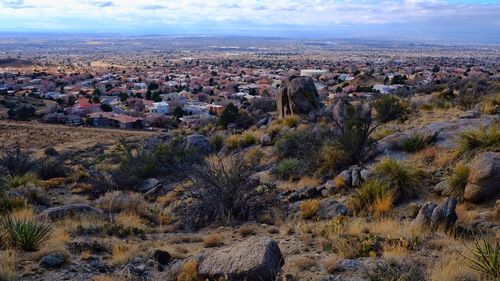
[147,101,169,114]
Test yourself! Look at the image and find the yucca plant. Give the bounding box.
[463,238,500,280]
[350,179,393,214]
[399,133,432,153]
[0,216,52,251]
[448,163,470,201]
[455,125,500,159]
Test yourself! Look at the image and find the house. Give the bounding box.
[72,98,102,115]
[146,101,169,114]
[87,112,144,129]
[183,102,209,116]
[208,104,224,116]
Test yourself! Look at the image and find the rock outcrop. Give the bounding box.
[39,204,105,221]
[185,134,212,155]
[464,152,500,203]
[277,76,321,119]
[412,198,457,231]
[198,237,283,281]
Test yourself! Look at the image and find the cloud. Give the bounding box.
[90,1,114,8]
[1,0,33,9]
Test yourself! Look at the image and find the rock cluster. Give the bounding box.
[412,198,457,231]
[277,75,321,119]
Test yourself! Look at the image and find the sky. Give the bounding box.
[1,0,499,43]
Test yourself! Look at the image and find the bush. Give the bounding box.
[363,258,426,281]
[463,238,500,280]
[399,133,433,153]
[481,94,500,115]
[370,157,421,203]
[177,259,201,281]
[276,158,302,180]
[240,132,257,148]
[283,115,300,128]
[225,135,241,150]
[0,143,34,176]
[209,134,224,152]
[0,216,52,251]
[455,125,500,160]
[276,128,325,167]
[179,156,263,228]
[38,158,66,180]
[300,199,320,220]
[448,163,470,201]
[350,180,393,214]
[373,95,407,123]
[2,173,39,190]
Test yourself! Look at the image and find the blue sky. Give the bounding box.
[1,0,499,43]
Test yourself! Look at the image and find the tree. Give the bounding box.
[148,81,159,91]
[119,92,129,102]
[173,106,184,119]
[391,75,407,85]
[373,95,407,122]
[100,104,112,112]
[218,103,239,128]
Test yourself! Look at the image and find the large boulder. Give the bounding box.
[39,204,105,221]
[277,76,321,119]
[185,134,212,155]
[464,152,500,203]
[198,237,283,281]
[412,198,457,231]
[317,199,348,219]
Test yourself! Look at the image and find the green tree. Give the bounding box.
[100,104,112,112]
[219,103,239,128]
[173,106,184,119]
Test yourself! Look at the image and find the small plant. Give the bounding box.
[276,158,302,180]
[239,225,256,237]
[2,173,39,190]
[370,157,421,203]
[203,233,223,248]
[463,238,500,280]
[448,163,470,201]
[240,132,257,148]
[38,158,66,180]
[455,125,500,159]
[225,135,241,150]
[177,259,201,281]
[283,115,300,128]
[210,134,224,152]
[300,199,320,220]
[373,95,407,123]
[399,133,433,153]
[350,180,393,214]
[0,143,34,176]
[364,258,426,281]
[0,216,52,251]
[0,249,17,281]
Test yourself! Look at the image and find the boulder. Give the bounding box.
[277,76,321,119]
[153,250,172,266]
[198,237,283,281]
[351,169,361,187]
[433,180,449,195]
[39,204,105,221]
[138,178,161,193]
[335,170,352,188]
[260,134,272,146]
[317,199,348,219]
[185,134,212,154]
[464,152,500,203]
[412,198,457,231]
[40,253,66,269]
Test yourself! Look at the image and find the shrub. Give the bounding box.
[300,199,320,220]
[0,216,52,251]
[315,143,348,177]
[240,132,257,148]
[448,163,470,201]
[455,125,500,159]
[350,180,393,214]
[363,259,426,281]
[38,158,66,180]
[0,143,34,176]
[276,158,302,180]
[177,259,201,281]
[225,135,241,150]
[399,133,433,153]
[283,115,300,128]
[374,95,407,123]
[179,156,263,228]
[203,233,223,248]
[2,173,39,190]
[370,157,421,203]
[463,238,500,280]
[210,134,224,152]
[0,249,17,281]
[239,225,256,237]
[481,94,500,115]
[372,127,396,140]
[276,128,325,168]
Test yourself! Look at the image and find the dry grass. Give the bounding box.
[239,225,256,237]
[203,233,223,248]
[279,176,321,191]
[300,199,320,220]
[169,235,203,244]
[383,244,410,259]
[92,275,119,281]
[111,242,139,265]
[430,250,481,281]
[115,212,146,229]
[41,177,67,189]
[177,259,201,281]
[320,255,342,274]
[57,214,107,234]
[0,250,17,281]
[9,206,36,221]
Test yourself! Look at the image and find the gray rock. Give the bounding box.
[464,152,500,203]
[260,134,272,146]
[430,198,458,231]
[39,204,104,221]
[412,202,437,230]
[336,170,352,188]
[40,253,66,269]
[138,178,161,193]
[277,75,321,119]
[351,169,362,187]
[318,199,348,219]
[198,237,283,281]
[433,180,449,195]
[360,169,371,182]
[185,134,212,154]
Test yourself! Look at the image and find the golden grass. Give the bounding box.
[283,115,300,128]
[238,225,256,237]
[300,199,320,220]
[203,233,223,248]
[9,206,36,221]
[111,242,139,265]
[279,176,321,191]
[320,255,342,274]
[177,259,201,281]
[115,212,146,229]
[430,250,481,281]
[41,177,67,189]
[0,250,17,281]
[92,275,119,281]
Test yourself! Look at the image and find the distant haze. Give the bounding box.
[1,0,499,44]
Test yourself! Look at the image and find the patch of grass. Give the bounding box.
[448,163,470,201]
[455,125,500,159]
[0,249,17,281]
[364,258,426,281]
[110,242,139,265]
[321,255,342,274]
[373,127,396,140]
[283,115,300,128]
[276,158,302,180]
[240,132,257,148]
[370,157,422,203]
[0,216,52,251]
[350,180,393,215]
[239,225,256,237]
[2,173,39,190]
[203,233,223,248]
[300,199,320,220]
[463,238,500,280]
[399,133,433,153]
[177,259,201,281]
[209,134,224,152]
[225,134,241,150]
